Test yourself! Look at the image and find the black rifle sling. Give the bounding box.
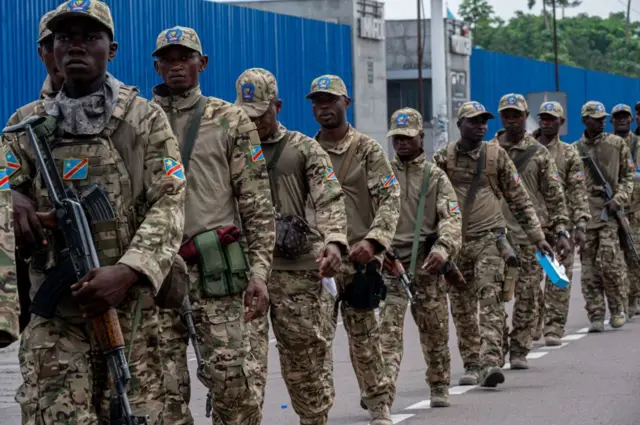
[577,143,612,190]
[265,132,291,209]
[180,96,207,172]
[462,143,486,236]
[513,144,540,172]
[632,135,638,168]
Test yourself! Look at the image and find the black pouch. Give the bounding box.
[343,262,387,310]
[275,214,310,259]
[155,255,188,310]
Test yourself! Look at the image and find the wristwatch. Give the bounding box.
[558,230,570,240]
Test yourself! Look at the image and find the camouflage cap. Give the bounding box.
[37,10,56,44]
[581,101,609,118]
[498,93,528,113]
[458,101,494,120]
[234,68,278,118]
[47,0,114,39]
[152,26,203,57]
[305,75,348,99]
[538,101,564,118]
[611,103,633,116]
[387,108,423,138]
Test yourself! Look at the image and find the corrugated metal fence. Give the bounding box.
[470,48,640,143]
[0,0,353,136]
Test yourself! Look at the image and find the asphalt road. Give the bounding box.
[1,263,639,425]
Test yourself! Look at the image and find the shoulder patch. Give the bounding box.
[164,157,186,180]
[383,172,398,188]
[513,171,521,185]
[5,150,20,176]
[629,158,635,168]
[552,171,560,181]
[576,170,585,181]
[326,168,337,181]
[449,201,460,215]
[63,158,89,180]
[0,169,9,191]
[250,145,265,162]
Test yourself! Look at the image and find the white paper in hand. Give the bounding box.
[322,277,337,296]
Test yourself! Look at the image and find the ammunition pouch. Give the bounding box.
[155,255,189,310]
[275,214,310,259]
[342,262,387,310]
[194,230,249,298]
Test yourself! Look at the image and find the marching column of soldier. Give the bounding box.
[0,2,639,425]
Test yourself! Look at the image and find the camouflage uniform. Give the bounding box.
[310,76,400,423]
[236,68,349,425]
[0,154,18,348]
[533,102,591,342]
[6,3,186,425]
[434,101,545,387]
[611,104,640,317]
[152,28,276,425]
[490,94,569,366]
[379,108,461,407]
[574,101,635,331]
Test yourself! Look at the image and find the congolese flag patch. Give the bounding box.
[164,157,185,180]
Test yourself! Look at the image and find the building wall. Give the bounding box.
[470,48,640,143]
[1,0,353,137]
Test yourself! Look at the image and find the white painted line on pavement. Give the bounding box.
[526,352,548,360]
[576,327,590,334]
[539,342,569,350]
[391,414,415,423]
[449,385,477,395]
[562,334,586,341]
[405,400,431,410]
[604,319,610,325]
[503,363,511,370]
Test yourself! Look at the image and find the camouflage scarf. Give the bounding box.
[44,72,121,136]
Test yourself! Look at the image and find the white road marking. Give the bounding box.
[604,319,610,325]
[562,334,586,341]
[526,352,548,359]
[503,363,511,370]
[576,327,590,334]
[391,414,415,423]
[405,400,431,410]
[449,385,477,395]
[539,342,569,350]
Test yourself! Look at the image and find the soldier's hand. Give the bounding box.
[12,190,47,253]
[244,278,269,322]
[574,229,586,253]
[605,199,620,213]
[316,243,342,277]
[536,239,555,259]
[423,252,445,274]
[348,239,376,265]
[555,235,572,261]
[71,264,140,316]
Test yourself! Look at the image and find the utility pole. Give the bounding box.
[431,0,448,153]
[552,0,560,91]
[417,0,424,118]
[627,0,632,45]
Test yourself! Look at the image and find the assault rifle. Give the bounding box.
[386,247,414,303]
[581,153,640,266]
[2,116,148,425]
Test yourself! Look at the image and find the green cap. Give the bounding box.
[611,104,632,116]
[498,93,528,112]
[458,101,494,119]
[235,68,278,118]
[47,0,114,39]
[306,75,348,98]
[538,101,564,118]
[152,26,203,57]
[581,101,609,118]
[37,10,56,44]
[387,108,423,138]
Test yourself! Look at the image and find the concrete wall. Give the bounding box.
[226,0,389,151]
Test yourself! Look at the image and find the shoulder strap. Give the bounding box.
[267,134,289,172]
[337,137,359,183]
[265,132,293,210]
[462,143,486,236]
[180,96,207,172]
[485,142,501,197]
[513,143,540,172]
[409,163,432,276]
[103,85,139,138]
[632,135,638,168]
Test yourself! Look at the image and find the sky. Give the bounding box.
[384,0,637,21]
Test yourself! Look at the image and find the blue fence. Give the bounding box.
[0,0,353,136]
[470,48,640,143]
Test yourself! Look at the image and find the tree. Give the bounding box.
[458,0,499,46]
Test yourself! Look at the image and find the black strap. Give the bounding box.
[179,97,207,172]
[577,143,611,188]
[265,132,291,210]
[513,144,540,172]
[267,135,288,172]
[462,143,485,236]
[632,135,638,168]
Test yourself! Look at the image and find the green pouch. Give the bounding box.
[194,231,230,298]
[222,241,249,295]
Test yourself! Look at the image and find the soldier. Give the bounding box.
[5,1,186,424]
[0,155,18,349]
[307,75,400,425]
[235,68,348,425]
[574,101,634,332]
[152,27,274,425]
[490,93,570,370]
[532,102,590,346]
[434,101,551,388]
[610,104,640,318]
[635,102,640,136]
[379,108,461,407]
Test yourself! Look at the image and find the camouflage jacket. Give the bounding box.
[0,153,17,347]
[390,152,461,268]
[618,132,640,215]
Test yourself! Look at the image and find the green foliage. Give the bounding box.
[458,0,640,78]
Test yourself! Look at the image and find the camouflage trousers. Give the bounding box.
[379,271,450,406]
[158,309,192,425]
[249,270,336,425]
[15,284,165,425]
[581,225,627,321]
[334,266,390,408]
[535,233,575,339]
[502,243,540,359]
[450,232,505,369]
[622,213,640,311]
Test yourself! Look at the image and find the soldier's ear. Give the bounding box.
[199,54,209,73]
[560,117,566,126]
[154,60,161,77]
[108,42,118,62]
